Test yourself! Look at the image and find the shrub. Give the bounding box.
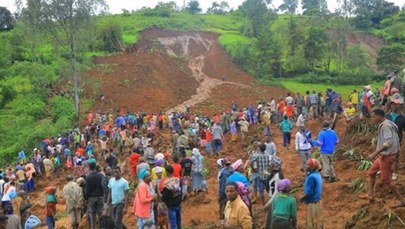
[97,23,123,52]
[50,96,76,124]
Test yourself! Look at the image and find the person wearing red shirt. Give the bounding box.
[171,156,182,178]
[76,147,85,157]
[129,149,140,176]
[205,129,212,156]
[277,98,286,123]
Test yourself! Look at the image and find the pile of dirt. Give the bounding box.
[347,32,387,71]
[84,28,285,114]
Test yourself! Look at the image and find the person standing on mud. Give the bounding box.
[360,109,405,208]
[218,157,233,220]
[312,122,339,183]
[106,166,129,229]
[223,182,253,229]
[63,175,84,229]
[300,159,323,229]
[212,122,224,156]
[85,162,105,229]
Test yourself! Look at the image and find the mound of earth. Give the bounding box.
[84,28,285,114]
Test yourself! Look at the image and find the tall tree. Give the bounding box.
[255,24,283,77]
[207,1,230,14]
[377,44,405,73]
[287,17,304,58]
[352,0,399,28]
[0,7,14,31]
[21,0,106,119]
[325,17,351,73]
[336,0,355,17]
[304,27,327,69]
[302,0,328,16]
[240,0,273,37]
[278,0,298,14]
[185,0,202,14]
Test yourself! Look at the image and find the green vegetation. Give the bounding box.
[280,81,382,100]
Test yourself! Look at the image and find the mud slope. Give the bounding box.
[347,32,387,71]
[85,28,285,114]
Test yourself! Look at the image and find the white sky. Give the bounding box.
[0,0,403,14]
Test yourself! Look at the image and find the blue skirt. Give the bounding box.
[192,171,207,191]
[26,179,35,191]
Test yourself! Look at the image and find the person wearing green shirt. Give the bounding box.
[271,179,297,229]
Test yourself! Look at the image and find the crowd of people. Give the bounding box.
[0,70,404,229]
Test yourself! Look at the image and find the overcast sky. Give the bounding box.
[0,0,403,14]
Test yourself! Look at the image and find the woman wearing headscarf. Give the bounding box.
[24,215,42,229]
[133,170,155,229]
[26,166,35,192]
[191,148,207,194]
[268,179,296,229]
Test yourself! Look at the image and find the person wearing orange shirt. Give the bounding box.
[129,150,140,177]
[171,156,182,178]
[277,98,285,123]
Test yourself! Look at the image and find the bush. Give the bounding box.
[97,23,123,52]
[6,94,46,119]
[51,96,76,124]
[297,72,332,84]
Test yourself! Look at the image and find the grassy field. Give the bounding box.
[280,80,383,101]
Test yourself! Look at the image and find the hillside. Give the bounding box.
[84,28,286,114]
[75,28,404,229]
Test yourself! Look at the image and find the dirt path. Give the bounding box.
[156,35,247,113]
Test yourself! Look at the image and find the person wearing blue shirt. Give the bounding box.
[18,150,26,163]
[312,121,339,183]
[300,158,323,228]
[279,116,293,148]
[107,166,129,229]
[217,158,233,220]
[227,159,250,189]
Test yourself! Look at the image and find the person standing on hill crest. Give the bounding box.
[360,108,405,208]
[312,121,339,183]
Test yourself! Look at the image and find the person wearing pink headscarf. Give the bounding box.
[227,159,250,189]
[267,179,297,229]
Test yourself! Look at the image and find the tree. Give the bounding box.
[185,0,202,14]
[377,44,405,73]
[325,17,351,73]
[278,0,298,14]
[302,0,328,16]
[287,16,303,56]
[21,0,106,119]
[304,27,328,69]
[0,7,14,31]
[207,1,230,14]
[336,0,355,17]
[98,23,123,52]
[352,0,400,28]
[240,0,273,37]
[254,25,283,77]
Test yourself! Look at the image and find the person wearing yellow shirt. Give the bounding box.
[345,102,356,121]
[223,182,253,229]
[349,90,359,111]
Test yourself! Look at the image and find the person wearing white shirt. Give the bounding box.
[269,98,276,123]
[264,138,277,156]
[295,127,312,171]
[296,113,306,130]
